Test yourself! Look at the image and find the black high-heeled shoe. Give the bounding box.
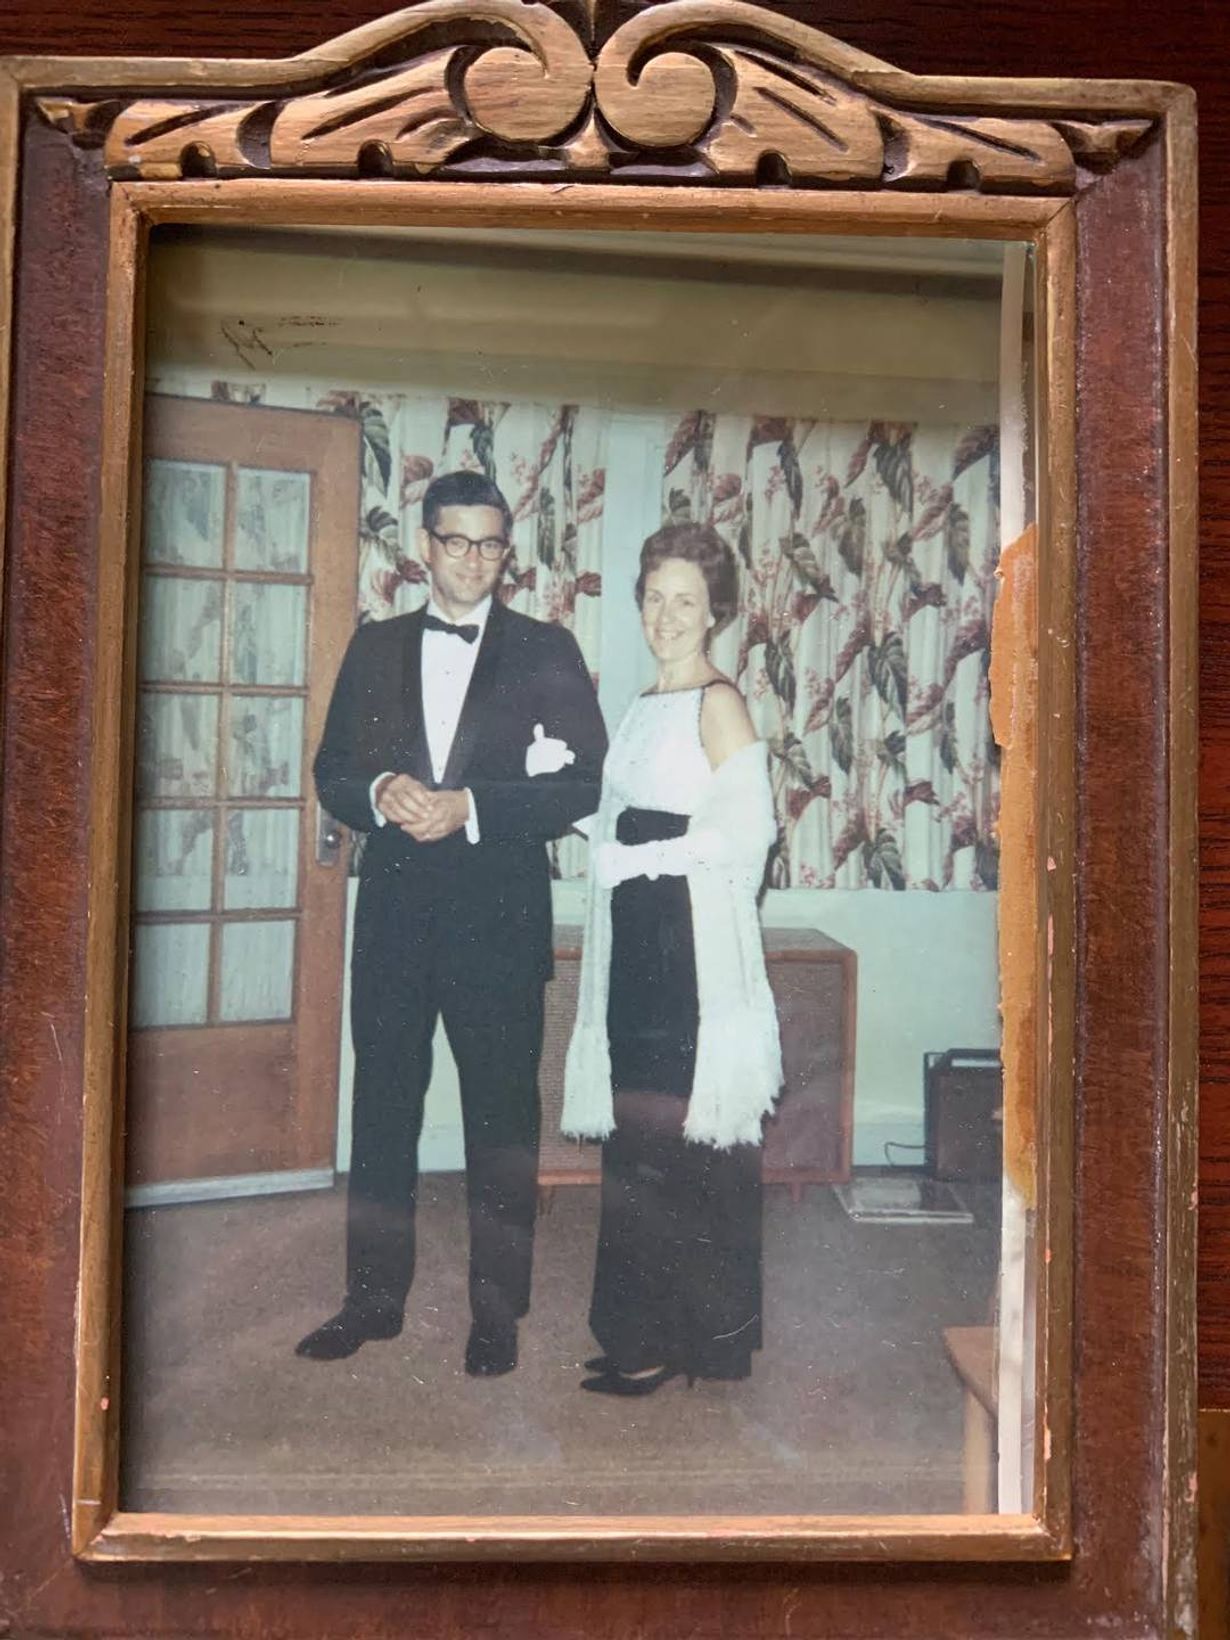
[583,1352,672,1373]
[580,1363,693,1396]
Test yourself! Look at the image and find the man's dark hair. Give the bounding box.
[635,522,740,633]
[422,470,513,539]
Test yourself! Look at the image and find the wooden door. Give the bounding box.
[125,396,361,1192]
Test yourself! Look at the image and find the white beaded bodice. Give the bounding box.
[603,687,714,814]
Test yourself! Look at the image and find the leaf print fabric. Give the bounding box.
[666,414,1002,891]
[336,395,607,678]
[146,372,999,893]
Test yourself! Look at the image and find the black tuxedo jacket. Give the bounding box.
[314,601,607,983]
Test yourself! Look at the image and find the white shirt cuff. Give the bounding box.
[464,788,480,844]
[370,770,395,827]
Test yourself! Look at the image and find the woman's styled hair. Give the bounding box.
[635,522,740,633]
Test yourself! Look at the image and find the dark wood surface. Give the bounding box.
[0,2,1219,1636]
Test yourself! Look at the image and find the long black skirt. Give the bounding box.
[591,807,763,1380]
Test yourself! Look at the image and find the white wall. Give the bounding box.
[146,232,1003,425]
[758,887,1001,1165]
[336,878,1001,1174]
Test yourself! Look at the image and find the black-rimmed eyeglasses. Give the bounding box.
[429,529,509,562]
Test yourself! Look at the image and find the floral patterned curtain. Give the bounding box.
[197,380,606,666]
[333,393,606,671]
[153,377,1000,891]
[664,413,1001,891]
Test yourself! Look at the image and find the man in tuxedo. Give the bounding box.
[296,470,606,1375]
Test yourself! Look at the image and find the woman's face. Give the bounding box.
[640,556,712,665]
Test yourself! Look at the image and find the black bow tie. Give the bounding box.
[424,613,479,644]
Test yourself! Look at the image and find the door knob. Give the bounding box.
[316,804,345,867]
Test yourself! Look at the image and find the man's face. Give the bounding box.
[418,503,510,619]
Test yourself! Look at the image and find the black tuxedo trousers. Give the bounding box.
[346,858,546,1330]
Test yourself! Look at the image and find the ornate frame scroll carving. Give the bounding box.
[36,0,1153,190]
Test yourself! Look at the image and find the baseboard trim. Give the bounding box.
[851,1109,926,1169]
[125,1168,336,1209]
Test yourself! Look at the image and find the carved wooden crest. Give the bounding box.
[38,0,1153,191]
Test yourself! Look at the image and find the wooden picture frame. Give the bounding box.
[0,0,1198,1630]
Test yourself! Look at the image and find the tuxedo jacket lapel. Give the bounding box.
[399,609,434,785]
[442,598,506,789]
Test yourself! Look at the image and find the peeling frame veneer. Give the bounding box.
[0,0,1197,1620]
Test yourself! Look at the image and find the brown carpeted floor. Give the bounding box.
[120,1176,1000,1517]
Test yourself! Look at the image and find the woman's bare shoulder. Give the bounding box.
[700,678,758,766]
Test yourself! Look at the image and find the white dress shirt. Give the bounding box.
[370,595,491,841]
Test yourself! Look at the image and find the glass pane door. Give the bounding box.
[131,459,313,1033]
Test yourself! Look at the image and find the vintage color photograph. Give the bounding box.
[119,222,1031,1519]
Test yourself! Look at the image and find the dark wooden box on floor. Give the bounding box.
[540,926,856,1188]
[925,1049,1004,1184]
[0,0,1201,1634]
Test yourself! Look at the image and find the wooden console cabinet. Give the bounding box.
[537,925,856,1188]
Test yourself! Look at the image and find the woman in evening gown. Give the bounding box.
[562,522,782,1396]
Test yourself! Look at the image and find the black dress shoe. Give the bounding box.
[295,1304,402,1361]
[580,1363,690,1397]
[465,1323,517,1377]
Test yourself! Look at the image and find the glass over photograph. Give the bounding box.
[119,222,1036,1520]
